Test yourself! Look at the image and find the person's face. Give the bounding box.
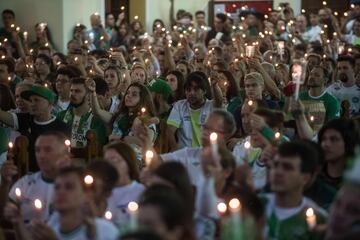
[308,67,325,88]
[119,24,127,35]
[2,13,14,28]
[246,14,257,26]
[214,17,224,32]
[337,61,354,83]
[0,64,9,82]
[35,135,67,174]
[318,9,329,22]
[53,173,86,212]
[67,42,80,55]
[201,113,228,147]
[176,64,188,77]
[29,95,52,117]
[139,205,176,239]
[196,13,205,26]
[14,87,31,113]
[131,68,146,84]
[105,69,119,90]
[90,14,101,27]
[106,14,115,27]
[124,86,141,108]
[104,148,130,183]
[309,14,319,26]
[321,129,345,163]
[15,58,26,75]
[166,74,178,92]
[296,16,307,31]
[353,21,360,36]
[185,81,205,107]
[327,185,360,239]
[307,56,320,71]
[276,20,286,32]
[270,154,306,193]
[70,84,87,107]
[55,74,71,97]
[244,77,263,100]
[34,58,50,75]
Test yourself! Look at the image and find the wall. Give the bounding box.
[0,0,104,53]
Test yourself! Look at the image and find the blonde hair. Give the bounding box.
[244,72,264,86]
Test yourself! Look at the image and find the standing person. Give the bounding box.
[57,77,107,147]
[0,58,22,94]
[165,70,185,103]
[89,13,110,50]
[262,140,328,240]
[205,13,231,46]
[104,65,125,113]
[327,55,360,116]
[0,84,70,171]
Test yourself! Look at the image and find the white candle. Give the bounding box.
[306,208,316,229]
[217,202,227,216]
[8,141,13,154]
[15,188,21,203]
[229,198,242,238]
[209,132,218,156]
[128,201,139,229]
[145,150,154,166]
[64,139,71,153]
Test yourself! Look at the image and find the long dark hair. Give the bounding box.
[218,70,240,102]
[166,70,185,101]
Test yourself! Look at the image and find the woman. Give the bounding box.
[318,119,360,190]
[104,65,127,113]
[88,80,156,142]
[165,70,185,103]
[103,141,145,227]
[217,70,241,114]
[33,54,53,84]
[114,22,131,48]
[131,64,148,85]
[30,22,55,54]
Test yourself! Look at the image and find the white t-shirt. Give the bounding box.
[303,25,322,43]
[109,96,120,114]
[106,181,144,227]
[48,217,118,240]
[167,99,213,148]
[326,82,360,116]
[9,171,54,223]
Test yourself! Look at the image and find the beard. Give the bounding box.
[70,96,86,108]
[339,73,349,83]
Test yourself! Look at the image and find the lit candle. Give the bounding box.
[229,198,242,238]
[16,26,20,32]
[8,141,14,154]
[65,139,71,152]
[248,100,253,106]
[145,150,154,166]
[310,115,315,122]
[84,175,94,187]
[217,202,227,216]
[34,199,42,220]
[306,208,316,229]
[134,15,139,20]
[301,9,306,13]
[104,211,112,220]
[322,1,327,6]
[128,201,139,229]
[15,187,21,203]
[245,46,255,57]
[120,6,125,11]
[44,83,48,88]
[209,132,218,156]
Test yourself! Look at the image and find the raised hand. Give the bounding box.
[1,158,18,184]
[85,78,96,93]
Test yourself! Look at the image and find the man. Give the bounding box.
[89,13,110,50]
[325,157,360,239]
[57,77,107,147]
[0,84,70,171]
[327,55,360,116]
[0,9,15,40]
[1,131,71,223]
[205,13,231,46]
[262,140,327,239]
[299,66,340,122]
[0,58,22,93]
[195,10,206,28]
[167,73,215,149]
[53,66,77,114]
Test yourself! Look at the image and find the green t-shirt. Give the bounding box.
[227,96,242,114]
[299,91,340,121]
[0,127,9,154]
[57,109,107,147]
[189,109,201,147]
[261,193,328,240]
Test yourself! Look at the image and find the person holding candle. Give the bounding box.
[261,140,328,239]
[1,131,71,223]
[88,13,110,50]
[103,141,145,228]
[57,77,107,147]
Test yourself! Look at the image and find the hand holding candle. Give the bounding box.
[306,208,316,229]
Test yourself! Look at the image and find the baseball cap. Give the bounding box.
[147,78,172,100]
[21,84,56,103]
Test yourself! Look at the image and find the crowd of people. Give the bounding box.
[0,0,360,239]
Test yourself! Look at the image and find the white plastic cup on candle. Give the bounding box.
[209,132,218,156]
[128,201,139,229]
[245,46,255,57]
[306,208,316,229]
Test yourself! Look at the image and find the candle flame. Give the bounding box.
[128,201,139,212]
[244,141,251,149]
[217,202,227,213]
[15,188,21,197]
[306,208,314,217]
[34,199,42,209]
[105,211,112,220]
[84,175,94,185]
[229,198,241,210]
[210,132,218,141]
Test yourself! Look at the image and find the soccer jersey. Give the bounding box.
[9,172,54,224]
[261,193,328,240]
[299,90,340,121]
[57,108,107,147]
[106,181,145,228]
[48,217,118,240]
[167,99,212,148]
[327,82,360,116]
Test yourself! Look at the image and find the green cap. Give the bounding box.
[21,84,56,103]
[147,78,172,100]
